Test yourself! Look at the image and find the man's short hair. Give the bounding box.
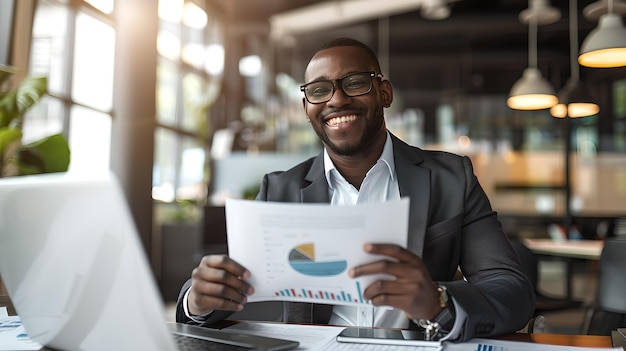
[315,37,382,73]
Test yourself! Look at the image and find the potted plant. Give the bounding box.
[0,65,70,177]
[0,65,70,294]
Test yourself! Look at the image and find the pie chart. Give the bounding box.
[288,243,347,276]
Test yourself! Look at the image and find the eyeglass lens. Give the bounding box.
[303,72,374,104]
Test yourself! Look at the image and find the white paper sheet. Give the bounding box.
[0,316,43,351]
[225,198,410,306]
[443,338,621,351]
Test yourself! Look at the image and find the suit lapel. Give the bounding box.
[301,153,330,203]
[392,136,430,257]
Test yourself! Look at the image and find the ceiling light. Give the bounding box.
[269,0,426,38]
[550,79,600,117]
[420,0,451,20]
[508,1,559,110]
[519,0,561,24]
[579,12,626,68]
[552,0,600,118]
[583,0,626,21]
[508,68,558,110]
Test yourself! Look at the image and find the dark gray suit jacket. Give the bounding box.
[176,133,535,341]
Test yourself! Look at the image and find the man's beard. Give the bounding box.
[314,110,385,156]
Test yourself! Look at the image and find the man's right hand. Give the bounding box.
[187,255,254,316]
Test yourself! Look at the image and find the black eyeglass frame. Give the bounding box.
[299,71,383,104]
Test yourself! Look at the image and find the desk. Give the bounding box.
[523,238,604,301]
[523,239,604,260]
[497,333,612,348]
[0,294,615,350]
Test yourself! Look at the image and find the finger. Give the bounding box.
[365,286,416,313]
[362,280,438,319]
[191,271,252,303]
[350,259,429,283]
[188,282,247,314]
[363,243,420,263]
[192,263,254,296]
[362,279,421,300]
[201,255,251,280]
[368,292,416,314]
[192,294,246,312]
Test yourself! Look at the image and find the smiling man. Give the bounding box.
[176,37,535,342]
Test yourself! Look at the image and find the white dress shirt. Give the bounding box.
[324,132,406,328]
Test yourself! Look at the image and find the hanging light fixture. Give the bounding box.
[507,0,560,110]
[551,0,600,118]
[420,0,451,20]
[579,0,626,68]
[582,0,626,21]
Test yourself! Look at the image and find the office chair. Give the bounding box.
[583,238,626,335]
[509,239,584,315]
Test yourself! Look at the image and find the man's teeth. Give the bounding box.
[326,115,357,126]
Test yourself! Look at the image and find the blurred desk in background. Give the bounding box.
[523,239,604,301]
[523,239,604,260]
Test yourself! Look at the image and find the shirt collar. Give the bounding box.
[323,131,396,188]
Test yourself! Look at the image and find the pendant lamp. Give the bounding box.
[579,0,626,68]
[551,0,600,118]
[507,0,560,110]
[583,0,626,21]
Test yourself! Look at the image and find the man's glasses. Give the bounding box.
[300,71,382,104]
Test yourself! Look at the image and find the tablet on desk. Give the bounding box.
[336,327,441,347]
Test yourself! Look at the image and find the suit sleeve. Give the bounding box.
[175,278,234,326]
[445,156,535,341]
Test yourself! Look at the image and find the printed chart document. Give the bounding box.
[0,313,43,351]
[226,198,410,306]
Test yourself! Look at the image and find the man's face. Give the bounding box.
[302,46,392,156]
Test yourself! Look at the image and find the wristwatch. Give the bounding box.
[414,285,455,340]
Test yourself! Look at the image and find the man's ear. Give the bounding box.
[380,80,393,108]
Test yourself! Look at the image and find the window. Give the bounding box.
[153,0,224,204]
[27,0,115,174]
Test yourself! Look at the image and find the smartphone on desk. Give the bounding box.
[336,327,441,347]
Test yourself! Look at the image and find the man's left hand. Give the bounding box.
[349,243,442,321]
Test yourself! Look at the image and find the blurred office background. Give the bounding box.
[2,0,625,333]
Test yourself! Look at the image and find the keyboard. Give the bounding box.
[167,322,299,351]
[173,333,255,351]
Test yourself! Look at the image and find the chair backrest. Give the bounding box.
[598,238,626,313]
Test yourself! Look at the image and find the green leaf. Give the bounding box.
[0,75,46,129]
[0,90,18,128]
[0,127,22,176]
[16,76,47,115]
[17,133,70,175]
[0,127,22,157]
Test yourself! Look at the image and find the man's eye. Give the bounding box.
[345,80,367,90]
[309,85,331,96]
